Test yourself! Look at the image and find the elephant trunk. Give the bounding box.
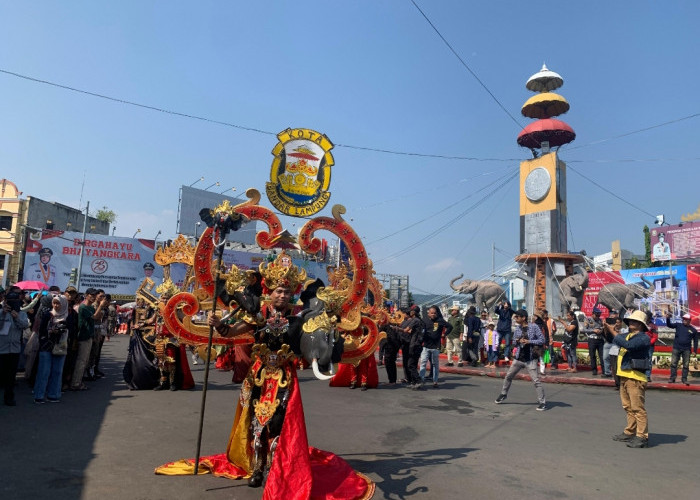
[311,358,334,381]
[449,274,464,292]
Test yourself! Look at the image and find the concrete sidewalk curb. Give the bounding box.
[394,360,700,392]
[438,365,700,392]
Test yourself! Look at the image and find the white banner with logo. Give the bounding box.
[23,230,162,297]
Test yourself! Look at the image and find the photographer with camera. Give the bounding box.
[610,310,652,448]
[33,294,71,403]
[0,286,30,406]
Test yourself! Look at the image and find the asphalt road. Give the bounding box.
[2,335,698,500]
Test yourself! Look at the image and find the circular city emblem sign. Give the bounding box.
[91,259,108,274]
[266,128,334,217]
[524,167,552,202]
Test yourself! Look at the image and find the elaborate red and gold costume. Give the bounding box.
[156,251,374,499]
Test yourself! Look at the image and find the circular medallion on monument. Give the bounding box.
[524,167,551,202]
[266,128,335,217]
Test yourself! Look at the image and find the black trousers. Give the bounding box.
[0,353,20,404]
[401,342,411,382]
[406,345,421,384]
[588,338,604,374]
[462,339,477,365]
[384,350,397,383]
[378,338,387,363]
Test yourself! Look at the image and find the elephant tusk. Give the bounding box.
[311,359,334,381]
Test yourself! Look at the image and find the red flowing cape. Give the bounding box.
[155,370,374,499]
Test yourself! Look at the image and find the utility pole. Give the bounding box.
[76,201,89,291]
[492,242,496,278]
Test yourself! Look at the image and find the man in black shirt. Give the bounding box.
[666,313,698,385]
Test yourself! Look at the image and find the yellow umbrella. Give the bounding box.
[521,92,570,119]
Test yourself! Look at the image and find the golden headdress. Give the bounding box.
[259,251,307,294]
[155,278,179,299]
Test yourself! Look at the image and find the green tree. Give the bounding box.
[643,225,651,266]
[96,206,117,224]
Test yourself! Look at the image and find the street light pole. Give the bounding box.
[194,222,201,239]
[76,201,89,292]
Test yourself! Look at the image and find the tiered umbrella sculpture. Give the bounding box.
[517,64,575,151]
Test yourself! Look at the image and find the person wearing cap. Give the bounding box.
[494,309,547,411]
[665,312,698,385]
[143,262,155,278]
[463,306,481,367]
[583,308,605,376]
[69,288,107,390]
[445,305,464,367]
[483,319,499,367]
[494,301,514,361]
[561,310,580,372]
[26,247,57,287]
[610,309,652,448]
[403,305,424,389]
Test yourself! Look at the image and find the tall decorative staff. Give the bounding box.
[193,202,243,474]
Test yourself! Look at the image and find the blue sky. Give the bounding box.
[1,1,699,295]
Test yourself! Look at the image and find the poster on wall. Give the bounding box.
[23,230,162,297]
[686,264,700,328]
[650,222,700,261]
[581,266,688,323]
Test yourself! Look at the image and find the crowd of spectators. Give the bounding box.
[0,284,119,406]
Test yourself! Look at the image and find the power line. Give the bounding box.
[2,68,698,166]
[565,112,700,151]
[373,168,519,264]
[409,0,524,130]
[0,68,277,137]
[366,168,517,245]
[568,165,657,219]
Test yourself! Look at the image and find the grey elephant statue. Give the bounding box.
[298,279,345,380]
[449,274,506,312]
[593,277,654,314]
[559,267,589,311]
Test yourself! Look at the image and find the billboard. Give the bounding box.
[23,230,162,298]
[650,222,700,261]
[581,266,688,323]
[169,249,330,290]
[178,186,257,245]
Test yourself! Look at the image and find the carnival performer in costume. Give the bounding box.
[156,252,373,499]
[214,270,263,383]
[330,327,379,390]
[152,281,194,391]
[124,281,194,391]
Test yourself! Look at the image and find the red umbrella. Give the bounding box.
[13,280,50,291]
[517,118,576,149]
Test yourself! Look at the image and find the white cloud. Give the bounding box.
[425,257,460,272]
